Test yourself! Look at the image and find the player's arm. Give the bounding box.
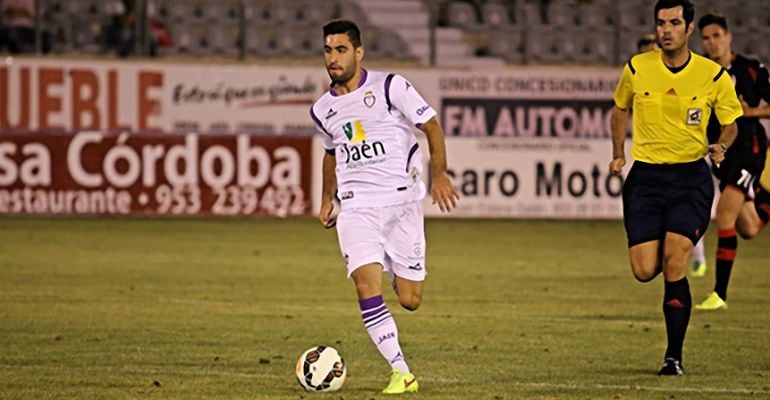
[740,62,770,118]
[419,117,459,213]
[388,74,458,212]
[609,62,633,176]
[319,151,338,228]
[740,100,770,118]
[739,95,770,118]
[311,105,338,228]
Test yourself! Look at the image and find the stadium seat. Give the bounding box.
[365,29,392,58]
[185,23,212,55]
[287,26,318,58]
[618,28,649,61]
[576,2,614,28]
[480,1,512,28]
[486,27,525,64]
[445,1,479,29]
[572,28,613,65]
[163,23,188,54]
[200,0,240,25]
[262,0,293,23]
[617,3,653,31]
[371,29,410,59]
[526,26,569,64]
[245,22,297,57]
[163,2,196,25]
[545,0,576,26]
[208,23,240,56]
[513,1,543,28]
[69,17,102,54]
[294,0,332,24]
[19,0,770,66]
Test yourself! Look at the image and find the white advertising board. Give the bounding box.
[419,137,630,218]
[1,58,329,135]
[312,135,632,219]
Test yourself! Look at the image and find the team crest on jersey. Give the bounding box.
[363,91,376,108]
[686,108,703,125]
[343,120,367,142]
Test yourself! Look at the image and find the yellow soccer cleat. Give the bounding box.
[695,292,727,310]
[690,261,707,278]
[382,369,419,394]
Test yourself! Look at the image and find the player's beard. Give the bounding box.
[327,64,355,86]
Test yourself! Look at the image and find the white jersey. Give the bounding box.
[311,69,437,209]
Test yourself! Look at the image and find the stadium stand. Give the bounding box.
[437,0,770,65]
[4,0,769,66]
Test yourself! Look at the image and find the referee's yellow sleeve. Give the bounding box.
[613,64,633,109]
[713,71,743,125]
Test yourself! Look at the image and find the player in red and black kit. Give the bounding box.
[696,13,770,310]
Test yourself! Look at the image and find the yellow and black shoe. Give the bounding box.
[695,292,727,310]
[382,369,418,394]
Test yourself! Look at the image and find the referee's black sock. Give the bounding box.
[663,277,691,362]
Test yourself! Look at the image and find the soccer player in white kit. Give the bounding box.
[311,20,459,394]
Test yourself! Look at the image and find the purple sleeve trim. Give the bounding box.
[384,73,395,112]
[309,107,331,137]
[359,68,368,87]
[405,143,419,172]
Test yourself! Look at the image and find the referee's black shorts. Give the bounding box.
[622,159,714,247]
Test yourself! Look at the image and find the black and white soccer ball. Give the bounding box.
[295,346,347,392]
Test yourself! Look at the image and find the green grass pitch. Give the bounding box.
[1,217,769,399]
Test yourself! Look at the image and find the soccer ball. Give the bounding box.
[295,346,347,392]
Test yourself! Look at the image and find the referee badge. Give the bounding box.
[686,108,703,125]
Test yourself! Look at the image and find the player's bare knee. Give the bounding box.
[399,299,420,311]
[737,225,759,239]
[630,260,659,282]
[398,293,422,311]
[632,268,658,282]
[663,248,688,270]
[354,281,380,298]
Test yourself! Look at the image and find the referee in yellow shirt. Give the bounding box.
[609,0,743,376]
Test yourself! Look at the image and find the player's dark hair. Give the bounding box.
[654,0,695,27]
[323,20,362,48]
[637,33,657,51]
[697,13,728,32]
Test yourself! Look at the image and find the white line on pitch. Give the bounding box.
[1,363,767,396]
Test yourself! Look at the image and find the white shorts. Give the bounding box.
[335,201,426,282]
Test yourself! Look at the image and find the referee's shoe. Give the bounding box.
[658,358,685,376]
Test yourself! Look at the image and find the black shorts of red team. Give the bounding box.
[706,53,770,194]
[622,159,714,247]
[712,123,767,194]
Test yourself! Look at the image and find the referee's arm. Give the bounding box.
[710,67,745,163]
[709,122,737,164]
[609,105,630,176]
[610,63,634,176]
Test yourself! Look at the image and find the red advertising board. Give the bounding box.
[0,130,312,216]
